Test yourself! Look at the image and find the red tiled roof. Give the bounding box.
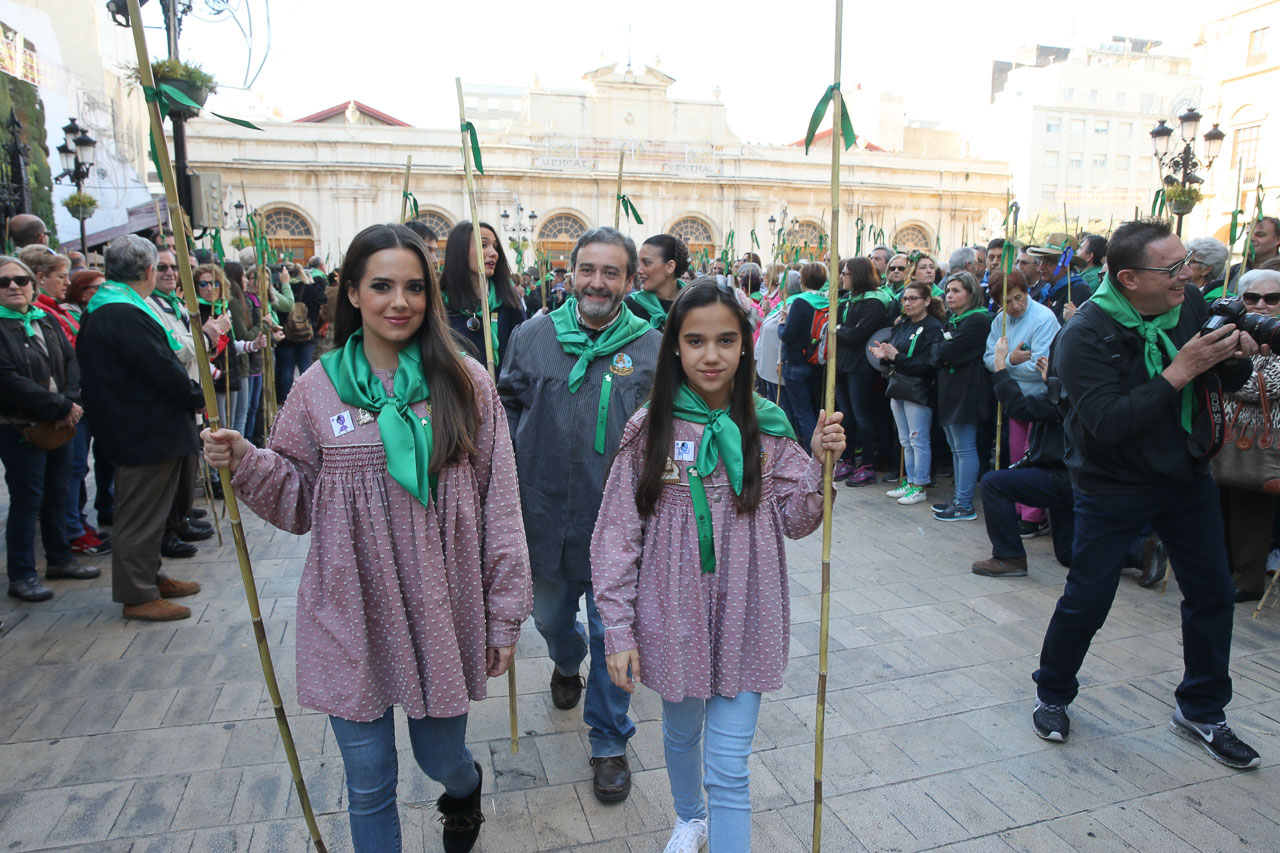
[788,127,884,151]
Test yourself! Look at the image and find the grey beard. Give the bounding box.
[577,289,623,321]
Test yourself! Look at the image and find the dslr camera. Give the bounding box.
[1201,296,1280,350]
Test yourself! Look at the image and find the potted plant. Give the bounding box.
[126,58,218,117]
[231,236,251,250]
[1164,184,1203,216]
[62,191,98,221]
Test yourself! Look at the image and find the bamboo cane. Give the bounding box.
[613,148,625,229]
[813,3,843,848]
[456,77,520,756]
[400,155,413,223]
[241,183,278,435]
[124,3,327,849]
[1254,563,1280,618]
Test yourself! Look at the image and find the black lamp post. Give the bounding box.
[1150,108,1225,236]
[55,117,97,251]
[501,201,535,269]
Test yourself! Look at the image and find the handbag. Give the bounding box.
[885,369,930,406]
[22,420,76,451]
[1212,368,1280,493]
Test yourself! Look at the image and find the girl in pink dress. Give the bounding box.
[591,279,844,853]
[202,224,530,853]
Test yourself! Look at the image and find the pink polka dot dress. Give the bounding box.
[232,358,532,722]
[591,410,827,702]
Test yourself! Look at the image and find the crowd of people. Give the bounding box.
[2,208,1277,853]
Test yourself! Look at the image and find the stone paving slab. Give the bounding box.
[2,476,1278,852]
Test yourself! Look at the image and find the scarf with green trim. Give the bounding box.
[0,305,47,337]
[86,281,183,352]
[1091,276,1193,433]
[669,385,796,573]
[320,328,436,508]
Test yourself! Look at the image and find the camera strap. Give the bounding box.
[1191,372,1226,459]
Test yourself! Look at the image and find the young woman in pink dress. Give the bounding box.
[201,224,531,853]
[591,279,844,853]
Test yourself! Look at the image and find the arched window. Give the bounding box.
[893,224,931,252]
[537,213,588,268]
[261,207,315,263]
[671,217,715,260]
[787,221,826,260]
[412,209,453,240]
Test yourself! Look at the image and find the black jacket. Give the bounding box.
[1033,273,1092,324]
[1055,288,1252,494]
[447,300,526,370]
[835,294,890,375]
[0,313,80,422]
[992,368,1066,469]
[934,312,992,425]
[293,277,327,331]
[882,313,944,379]
[76,301,205,466]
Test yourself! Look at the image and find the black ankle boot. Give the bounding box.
[437,761,484,853]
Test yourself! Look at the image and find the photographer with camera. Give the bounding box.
[1031,219,1262,770]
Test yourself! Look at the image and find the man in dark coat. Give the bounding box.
[77,235,207,621]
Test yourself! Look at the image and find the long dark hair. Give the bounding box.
[333,223,477,470]
[439,221,521,313]
[223,261,249,315]
[632,278,762,516]
[843,257,880,294]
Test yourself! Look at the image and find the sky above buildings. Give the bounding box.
[165,0,1214,145]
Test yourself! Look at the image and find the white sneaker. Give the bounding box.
[897,486,928,506]
[886,481,911,498]
[663,817,708,853]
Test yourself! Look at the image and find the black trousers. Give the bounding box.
[980,466,1074,566]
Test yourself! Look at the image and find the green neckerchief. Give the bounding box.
[86,281,182,352]
[1080,265,1103,294]
[1091,275,1192,434]
[669,384,796,574]
[793,290,829,311]
[197,297,227,313]
[844,288,893,320]
[0,305,47,337]
[550,297,652,453]
[629,283,682,330]
[1201,282,1226,302]
[319,328,435,508]
[153,288,184,317]
[948,307,987,329]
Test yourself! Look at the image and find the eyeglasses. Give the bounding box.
[0,275,33,288]
[900,295,924,303]
[196,280,215,289]
[1130,249,1194,279]
[1242,291,1280,307]
[156,264,178,273]
[888,265,907,272]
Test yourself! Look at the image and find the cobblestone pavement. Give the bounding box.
[1,475,1277,852]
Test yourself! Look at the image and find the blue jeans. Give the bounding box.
[889,399,931,485]
[0,425,72,581]
[663,692,762,853]
[532,577,635,756]
[239,373,263,439]
[276,340,314,403]
[64,420,92,538]
[328,708,477,853]
[942,422,979,509]
[781,363,818,447]
[1035,476,1235,722]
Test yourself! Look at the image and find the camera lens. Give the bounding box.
[1240,312,1280,350]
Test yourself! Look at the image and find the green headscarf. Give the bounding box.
[320,328,436,508]
[1090,275,1193,433]
[86,281,183,352]
[670,384,797,573]
[0,305,47,337]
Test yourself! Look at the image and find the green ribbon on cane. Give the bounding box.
[750,229,760,250]
[403,191,419,220]
[616,194,643,225]
[803,82,856,155]
[1151,188,1167,217]
[142,83,262,130]
[461,121,485,174]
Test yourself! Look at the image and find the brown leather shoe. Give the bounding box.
[590,754,631,803]
[156,577,201,598]
[972,556,1028,577]
[123,598,192,621]
[550,669,585,710]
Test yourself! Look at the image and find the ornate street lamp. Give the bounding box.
[1150,108,1221,236]
[54,116,98,250]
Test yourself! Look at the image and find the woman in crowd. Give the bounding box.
[983,269,1060,535]
[63,270,103,323]
[20,247,77,343]
[834,257,892,487]
[440,220,525,368]
[932,271,992,521]
[1185,236,1229,300]
[754,270,799,404]
[61,269,108,553]
[756,263,787,327]
[908,252,939,293]
[592,280,843,853]
[870,280,945,506]
[275,262,326,401]
[627,234,689,330]
[1218,269,1280,603]
[0,254,98,602]
[734,262,764,330]
[201,223,531,853]
[194,264,239,428]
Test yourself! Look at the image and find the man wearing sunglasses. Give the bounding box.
[1026,235,1092,324]
[1032,218,1262,770]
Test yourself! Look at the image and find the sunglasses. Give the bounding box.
[1130,249,1194,279]
[0,275,33,288]
[156,264,178,273]
[1241,291,1280,307]
[196,280,216,289]
[888,265,907,272]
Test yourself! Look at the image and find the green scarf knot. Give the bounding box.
[628,286,681,330]
[0,305,47,337]
[87,281,183,352]
[948,307,987,329]
[320,329,436,508]
[154,288,185,317]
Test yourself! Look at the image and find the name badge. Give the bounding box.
[330,411,355,437]
[674,440,695,462]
